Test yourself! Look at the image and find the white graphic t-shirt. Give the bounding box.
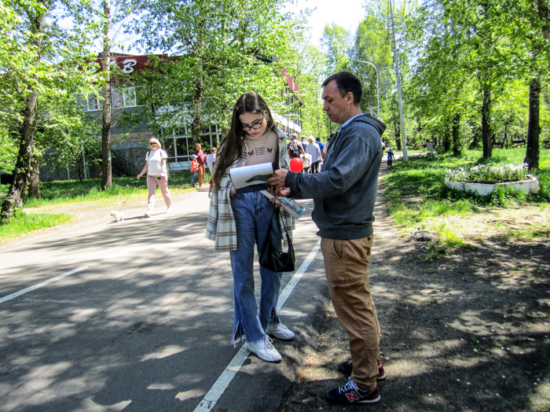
[146,149,167,175]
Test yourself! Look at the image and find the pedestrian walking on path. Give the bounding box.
[206,91,296,363]
[387,147,394,169]
[137,137,172,217]
[194,143,207,187]
[305,136,323,174]
[269,71,386,405]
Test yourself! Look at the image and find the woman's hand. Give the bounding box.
[266,186,281,208]
[137,173,142,180]
[277,187,291,197]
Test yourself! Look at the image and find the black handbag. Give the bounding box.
[259,209,295,272]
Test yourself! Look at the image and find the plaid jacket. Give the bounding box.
[206,127,295,251]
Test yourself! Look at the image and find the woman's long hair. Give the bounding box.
[213,92,275,189]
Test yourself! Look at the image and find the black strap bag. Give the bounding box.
[259,209,295,273]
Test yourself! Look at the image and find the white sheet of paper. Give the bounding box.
[229,162,274,189]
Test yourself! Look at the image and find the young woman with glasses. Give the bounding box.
[206,92,295,362]
[137,137,173,217]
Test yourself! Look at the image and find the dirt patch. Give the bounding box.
[278,170,550,411]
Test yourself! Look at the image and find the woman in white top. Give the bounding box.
[137,137,172,217]
[305,136,323,173]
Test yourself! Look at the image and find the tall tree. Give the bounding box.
[0,0,97,221]
[130,0,294,143]
[410,0,514,156]
[101,0,113,190]
[321,24,351,77]
[279,26,331,137]
[517,0,550,170]
[0,0,49,221]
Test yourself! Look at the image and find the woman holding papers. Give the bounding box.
[206,92,295,363]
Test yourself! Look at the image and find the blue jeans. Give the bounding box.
[191,171,196,186]
[230,189,282,344]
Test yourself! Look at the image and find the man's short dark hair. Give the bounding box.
[322,71,362,106]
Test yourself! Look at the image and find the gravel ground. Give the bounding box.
[277,165,550,411]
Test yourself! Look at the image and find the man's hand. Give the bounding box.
[266,186,291,208]
[267,168,288,189]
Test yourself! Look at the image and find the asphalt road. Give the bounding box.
[0,191,329,412]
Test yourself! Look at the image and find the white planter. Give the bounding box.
[445,175,540,196]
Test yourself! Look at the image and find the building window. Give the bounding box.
[86,94,101,111]
[111,86,138,109]
[122,87,137,107]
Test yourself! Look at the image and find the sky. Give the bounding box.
[287,0,368,48]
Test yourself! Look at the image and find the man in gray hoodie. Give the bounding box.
[268,71,386,405]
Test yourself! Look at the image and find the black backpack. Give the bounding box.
[288,140,300,158]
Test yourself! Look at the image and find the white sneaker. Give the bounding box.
[144,212,152,218]
[244,336,282,362]
[266,322,295,341]
[166,207,173,214]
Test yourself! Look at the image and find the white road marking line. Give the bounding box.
[192,240,321,412]
[278,310,308,318]
[192,347,249,409]
[176,224,194,231]
[21,298,77,304]
[0,267,88,305]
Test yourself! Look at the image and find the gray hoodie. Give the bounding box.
[285,113,386,240]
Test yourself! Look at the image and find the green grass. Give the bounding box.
[0,170,208,241]
[384,148,550,244]
[20,170,205,208]
[0,212,74,242]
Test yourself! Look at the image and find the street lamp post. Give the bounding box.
[358,60,380,119]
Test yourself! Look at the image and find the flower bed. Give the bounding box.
[445,164,540,196]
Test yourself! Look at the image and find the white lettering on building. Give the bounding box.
[122,59,137,73]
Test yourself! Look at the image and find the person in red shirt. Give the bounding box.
[194,143,206,187]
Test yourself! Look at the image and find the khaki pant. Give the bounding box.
[321,235,381,392]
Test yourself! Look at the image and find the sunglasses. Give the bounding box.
[150,142,158,146]
[242,113,265,132]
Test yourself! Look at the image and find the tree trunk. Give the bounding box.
[394,120,402,150]
[28,154,41,199]
[192,68,203,144]
[525,77,540,170]
[0,7,46,221]
[0,92,38,221]
[452,113,461,156]
[101,0,112,191]
[192,8,205,145]
[78,158,84,181]
[481,82,492,159]
[443,127,451,152]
